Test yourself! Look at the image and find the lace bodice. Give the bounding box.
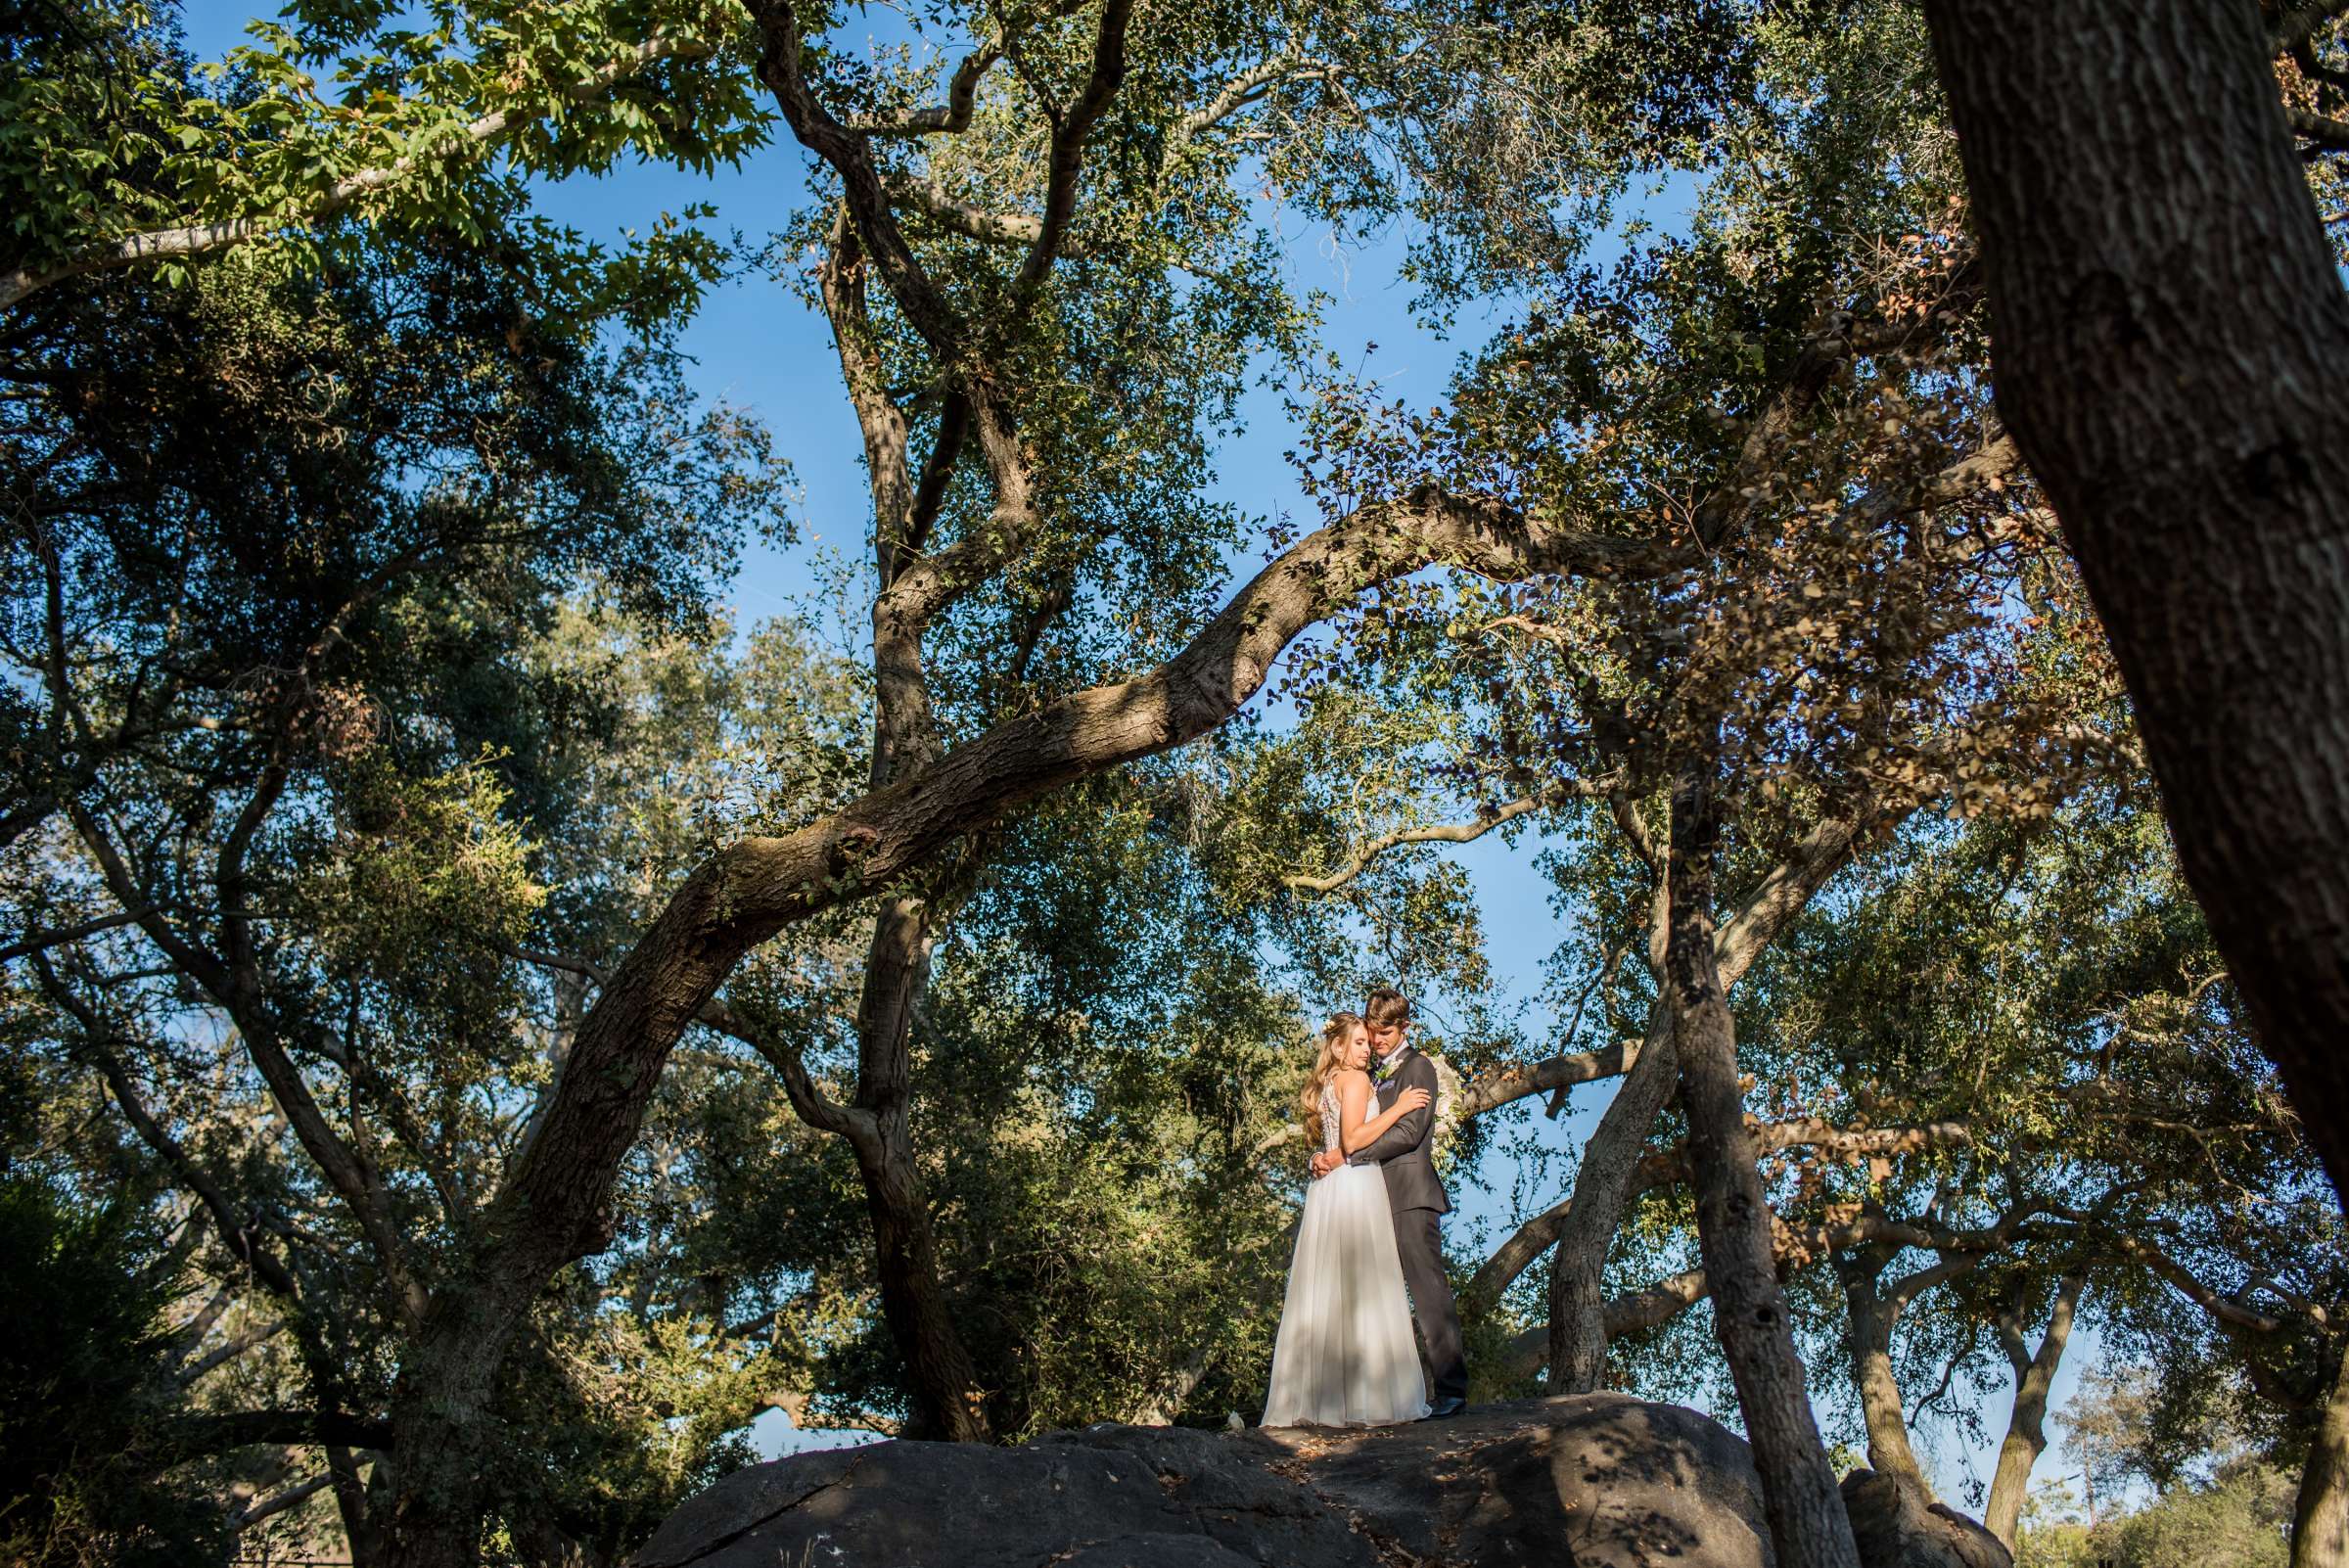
[1319,1081,1378,1156]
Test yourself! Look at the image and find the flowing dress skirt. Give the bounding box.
[1261,1162,1430,1427]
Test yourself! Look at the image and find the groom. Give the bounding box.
[1311,985,1469,1417]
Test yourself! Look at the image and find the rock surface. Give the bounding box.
[629,1420,1375,1568]
[1839,1469,2013,1568]
[1236,1394,1772,1568]
[631,1394,2004,1568]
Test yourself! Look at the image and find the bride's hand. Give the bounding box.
[1397,1086,1431,1113]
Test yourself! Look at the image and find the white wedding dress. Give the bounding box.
[1260,1082,1430,1427]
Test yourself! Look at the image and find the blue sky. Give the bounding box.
[170,0,2095,1509]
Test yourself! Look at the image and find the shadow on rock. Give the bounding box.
[629,1393,2006,1568]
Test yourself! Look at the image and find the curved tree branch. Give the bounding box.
[1012,0,1134,300]
[480,488,1683,1318]
[1282,792,1559,894]
[1173,52,1335,141]
[503,945,870,1146]
[152,1408,393,1456]
[1499,1204,2051,1381]
[2289,105,2349,150]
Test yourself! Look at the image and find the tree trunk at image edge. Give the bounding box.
[1667,761,1862,1568]
[2294,1346,2349,1568]
[1921,0,2349,1205]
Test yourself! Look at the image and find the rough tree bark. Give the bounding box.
[1921,0,2349,1202]
[1827,1202,2040,1501]
[1982,1269,2088,1547]
[2295,1345,2349,1568]
[1546,803,1877,1394]
[1666,761,1862,1568]
[1546,1000,1677,1393]
[844,895,990,1441]
[1837,1253,1931,1492]
[809,199,993,1442]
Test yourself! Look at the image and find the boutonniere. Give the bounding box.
[1372,1051,1407,1084]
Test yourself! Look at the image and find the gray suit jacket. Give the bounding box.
[1349,1048,1450,1214]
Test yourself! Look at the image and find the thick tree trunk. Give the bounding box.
[379,1290,530,1568]
[1667,763,1862,1568]
[1983,1270,2087,1547]
[1838,1256,1930,1492]
[812,212,993,1443]
[851,1121,989,1441]
[1921,0,2349,1202]
[2293,1346,2349,1568]
[848,894,990,1442]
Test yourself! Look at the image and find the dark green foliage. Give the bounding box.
[0,1176,229,1568]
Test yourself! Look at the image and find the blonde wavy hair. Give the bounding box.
[1299,1012,1365,1150]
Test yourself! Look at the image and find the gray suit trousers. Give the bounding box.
[1392,1204,1468,1403]
[1352,1049,1468,1404]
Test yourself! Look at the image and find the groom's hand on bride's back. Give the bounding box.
[1310,1149,1344,1178]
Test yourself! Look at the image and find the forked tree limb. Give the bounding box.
[753,0,963,352]
[1281,790,1571,894]
[850,0,1094,135]
[504,944,869,1145]
[1012,0,1133,300]
[1498,1205,2053,1382]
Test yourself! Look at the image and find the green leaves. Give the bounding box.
[2,0,769,326]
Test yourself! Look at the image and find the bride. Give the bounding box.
[1261,1012,1433,1427]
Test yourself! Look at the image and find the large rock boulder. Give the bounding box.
[628,1419,1375,1568]
[1839,1469,2013,1568]
[630,1394,2001,1568]
[1237,1394,1772,1568]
